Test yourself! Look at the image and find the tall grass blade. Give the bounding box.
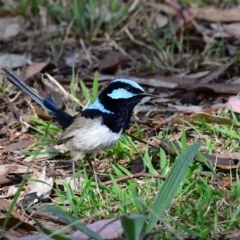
[146,142,201,231]
[45,206,103,240]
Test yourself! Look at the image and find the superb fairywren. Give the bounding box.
[0,66,153,177]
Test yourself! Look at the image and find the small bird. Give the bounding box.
[0,66,153,178]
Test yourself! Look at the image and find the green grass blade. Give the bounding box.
[80,80,91,102]
[45,206,103,240]
[121,214,146,240]
[92,72,99,101]
[146,142,201,232]
[70,67,76,96]
[36,219,71,240]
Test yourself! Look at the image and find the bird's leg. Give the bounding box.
[85,154,103,200]
[71,153,81,191]
[85,154,102,183]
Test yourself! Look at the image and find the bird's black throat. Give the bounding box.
[82,94,144,133]
[82,106,133,133]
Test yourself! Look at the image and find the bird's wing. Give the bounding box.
[56,113,83,145]
[56,114,101,145]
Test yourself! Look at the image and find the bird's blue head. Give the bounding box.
[83,78,153,132]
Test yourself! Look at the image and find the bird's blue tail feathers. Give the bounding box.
[0,66,74,129]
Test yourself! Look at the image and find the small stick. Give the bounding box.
[103,173,167,186]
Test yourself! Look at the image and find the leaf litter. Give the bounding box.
[0,0,240,239]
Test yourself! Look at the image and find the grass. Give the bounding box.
[6,103,238,239]
[1,0,240,239]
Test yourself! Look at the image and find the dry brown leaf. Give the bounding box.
[223,22,240,38]
[181,83,240,95]
[71,218,123,240]
[131,156,145,174]
[198,61,233,84]
[0,16,26,40]
[0,216,37,234]
[171,112,236,127]
[0,185,18,199]
[24,62,49,80]
[190,7,240,22]
[167,104,203,112]
[159,140,240,169]
[202,153,240,169]
[185,71,210,79]
[98,51,126,73]
[146,2,177,15]
[0,199,21,218]
[0,164,32,175]
[55,175,84,192]
[4,140,34,151]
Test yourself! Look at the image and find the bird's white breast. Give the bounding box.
[65,121,123,154]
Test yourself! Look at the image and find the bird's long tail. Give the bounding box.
[0,66,74,129]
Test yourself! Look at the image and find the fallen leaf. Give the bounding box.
[224,22,240,37]
[232,78,240,85]
[190,7,240,22]
[154,13,168,28]
[171,112,237,127]
[71,218,123,240]
[181,83,240,95]
[0,175,23,187]
[167,104,203,112]
[13,218,123,240]
[9,233,51,240]
[226,96,240,113]
[185,70,210,79]
[4,140,34,151]
[0,16,26,40]
[24,62,49,79]
[131,156,145,174]
[159,140,240,169]
[22,167,53,208]
[0,217,37,234]
[55,175,85,192]
[0,199,21,218]
[0,53,27,68]
[98,51,126,73]
[0,164,32,175]
[0,185,18,198]
[226,44,238,55]
[146,2,177,16]
[198,61,233,84]
[201,153,240,169]
[230,234,240,240]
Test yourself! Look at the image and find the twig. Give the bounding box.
[103,173,167,186]
[32,210,67,225]
[125,132,158,149]
[43,73,84,108]
[128,0,139,12]
[8,91,22,103]
[80,38,92,64]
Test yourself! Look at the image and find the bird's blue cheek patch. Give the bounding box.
[86,98,114,114]
[107,88,137,99]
